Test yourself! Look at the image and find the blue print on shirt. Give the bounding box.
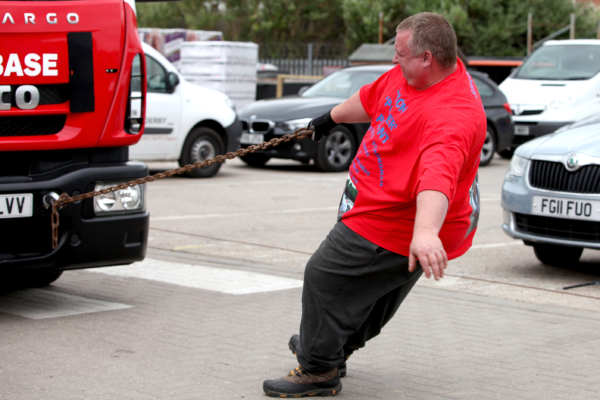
[337,84,409,218]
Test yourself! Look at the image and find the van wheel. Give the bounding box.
[240,153,271,167]
[315,126,356,172]
[179,127,224,178]
[533,244,583,267]
[479,127,496,166]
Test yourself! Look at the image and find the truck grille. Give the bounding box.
[39,84,70,105]
[1,84,70,106]
[515,213,600,242]
[0,115,67,137]
[529,160,600,194]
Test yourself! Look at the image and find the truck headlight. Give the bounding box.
[505,155,528,181]
[93,182,145,215]
[225,97,236,111]
[549,95,577,110]
[283,118,312,132]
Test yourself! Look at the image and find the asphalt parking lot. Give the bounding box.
[2,155,600,399]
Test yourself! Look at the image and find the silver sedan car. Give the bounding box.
[502,116,600,266]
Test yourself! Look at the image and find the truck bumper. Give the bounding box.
[0,161,149,272]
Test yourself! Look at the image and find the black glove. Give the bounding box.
[308,110,338,142]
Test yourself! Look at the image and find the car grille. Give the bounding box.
[515,213,600,242]
[0,115,67,137]
[529,160,600,194]
[513,109,544,116]
[240,118,274,134]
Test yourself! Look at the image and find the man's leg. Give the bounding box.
[343,262,422,358]
[296,222,421,373]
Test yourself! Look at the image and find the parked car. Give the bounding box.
[238,65,513,171]
[129,43,242,178]
[501,116,600,266]
[469,70,515,166]
[238,65,392,172]
[499,39,600,155]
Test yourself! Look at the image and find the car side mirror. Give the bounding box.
[167,72,180,93]
[298,85,311,95]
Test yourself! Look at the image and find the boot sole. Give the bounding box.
[264,383,342,398]
[288,338,347,378]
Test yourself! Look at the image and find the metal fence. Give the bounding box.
[258,42,350,76]
[259,58,349,76]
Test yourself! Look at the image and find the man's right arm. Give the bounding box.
[331,91,371,124]
[310,91,371,141]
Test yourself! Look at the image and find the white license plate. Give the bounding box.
[240,133,264,145]
[532,195,600,221]
[0,193,33,219]
[514,125,530,135]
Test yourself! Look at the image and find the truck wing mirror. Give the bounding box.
[167,72,180,93]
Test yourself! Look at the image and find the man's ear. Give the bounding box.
[422,51,433,68]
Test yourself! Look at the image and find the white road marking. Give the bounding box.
[152,206,338,221]
[0,289,131,320]
[88,258,303,295]
[480,197,501,201]
[470,241,523,250]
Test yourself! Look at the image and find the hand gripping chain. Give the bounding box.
[50,127,314,249]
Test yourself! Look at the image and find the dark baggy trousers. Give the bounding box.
[296,221,423,373]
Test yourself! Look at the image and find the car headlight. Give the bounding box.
[93,182,145,215]
[548,95,577,110]
[283,117,312,132]
[224,97,236,111]
[505,155,529,181]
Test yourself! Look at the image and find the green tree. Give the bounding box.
[407,0,600,56]
[341,0,409,52]
[137,0,600,57]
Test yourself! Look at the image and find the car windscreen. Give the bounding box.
[301,69,390,99]
[514,45,600,80]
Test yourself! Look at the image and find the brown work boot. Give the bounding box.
[288,334,349,377]
[263,365,341,398]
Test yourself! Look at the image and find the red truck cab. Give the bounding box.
[1,0,150,287]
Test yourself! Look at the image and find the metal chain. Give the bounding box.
[50,127,314,249]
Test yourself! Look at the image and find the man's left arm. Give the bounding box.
[408,190,449,280]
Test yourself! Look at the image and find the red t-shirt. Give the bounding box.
[340,58,486,260]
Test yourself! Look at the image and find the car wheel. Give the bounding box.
[479,127,496,167]
[498,148,514,159]
[240,153,271,167]
[533,244,583,267]
[179,127,224,178]
[315,126,356,172]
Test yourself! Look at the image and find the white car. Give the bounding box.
[129,43,242,177]
[500,39,600,155]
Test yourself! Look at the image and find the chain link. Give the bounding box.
[50,128,314,249]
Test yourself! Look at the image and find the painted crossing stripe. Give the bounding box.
[0,289,131,320]
[151,206,338,221]
[88,258,303,295]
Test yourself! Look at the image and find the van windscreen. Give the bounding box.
[515,45,600,81]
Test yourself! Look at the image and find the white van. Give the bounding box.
[129,43,242,177]
[499,39,600,154]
